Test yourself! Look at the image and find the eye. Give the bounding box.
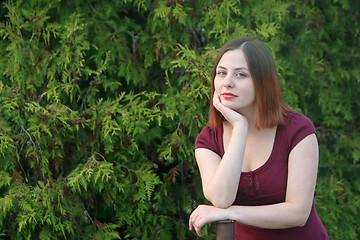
[217,71,227,76]
[236,72,246,78]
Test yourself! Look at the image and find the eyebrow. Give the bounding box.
[217,65,249,72]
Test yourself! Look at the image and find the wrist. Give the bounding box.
[222,206,234,221]
[232,124,248,135]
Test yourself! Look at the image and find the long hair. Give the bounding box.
[208,37,292,129]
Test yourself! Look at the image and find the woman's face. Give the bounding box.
[214,49,256,114]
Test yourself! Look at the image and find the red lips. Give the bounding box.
[221,92,237,99]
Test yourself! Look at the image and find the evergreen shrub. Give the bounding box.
[0,0,359,239]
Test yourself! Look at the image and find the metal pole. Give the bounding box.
[216,220,235,240]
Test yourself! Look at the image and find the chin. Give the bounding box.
[225,105,241,112]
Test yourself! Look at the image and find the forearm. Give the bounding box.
[204,127,247,208]
[225,202,312,229]
[189,201,312,237]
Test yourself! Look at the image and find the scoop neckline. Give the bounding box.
[219,123,281,175]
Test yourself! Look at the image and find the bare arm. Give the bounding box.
[196,126,247,208]
[196,91,248,208]
[190,134,319,236]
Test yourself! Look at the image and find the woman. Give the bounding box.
[189,37,329,239]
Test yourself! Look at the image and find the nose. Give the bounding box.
[223,74,234,87]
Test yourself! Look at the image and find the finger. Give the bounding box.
[213,91,223,112]
[189,215,196,231]
[189,210,198,230]
[196,228,202,237]
[189,213,193,230]
[194,219,203,237]
[189,216,192,230]
[212,91,217,107]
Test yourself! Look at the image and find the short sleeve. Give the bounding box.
[285,112,317,151]
[194,125,222,156]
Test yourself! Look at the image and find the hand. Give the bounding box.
[213,90,248,130]
[189,205,226,237]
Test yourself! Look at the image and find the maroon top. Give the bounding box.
[195,112,329,240]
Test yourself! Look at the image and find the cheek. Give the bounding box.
[242,81,256,95]
[248,85,256,102]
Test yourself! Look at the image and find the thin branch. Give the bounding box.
[20,125,35,146]
[30,32,35,41]
[20,124,42,151]
[83,204,94,224]
[175,114,184,133]
[16,156,29,183]
[94,151,107,162]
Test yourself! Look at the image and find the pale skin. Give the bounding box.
[189,49,319,237]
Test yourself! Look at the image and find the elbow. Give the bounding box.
[296,214,310,227]
[212,200,232,209]
[283,202,312,228]
[204,192,234,209]
[292,210,311,228]
[292,219,307,228]
[281,215,308,228]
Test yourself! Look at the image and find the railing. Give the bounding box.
[216,220,235,240]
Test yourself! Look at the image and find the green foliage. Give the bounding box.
[0,0,359,239]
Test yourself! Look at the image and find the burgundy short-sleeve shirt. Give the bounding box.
[195,112,329,240]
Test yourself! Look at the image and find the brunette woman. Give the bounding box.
[189,37,329,239]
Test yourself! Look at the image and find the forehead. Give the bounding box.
[217,49,248,69]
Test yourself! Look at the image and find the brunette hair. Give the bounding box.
[208,37,293,129]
